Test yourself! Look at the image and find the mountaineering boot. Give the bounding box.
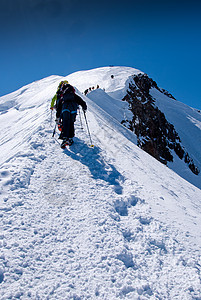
[68,138,74,146]
[60,138,73,148]
[61,138,68,149]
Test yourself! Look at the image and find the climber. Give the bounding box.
[51,81,87,147]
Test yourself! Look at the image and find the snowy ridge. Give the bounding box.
[0,67,201,299]
[76,68,201,189]
[66,66,143,98]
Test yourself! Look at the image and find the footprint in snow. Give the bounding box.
[114,199,128,216]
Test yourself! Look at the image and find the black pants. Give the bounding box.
[56,99,62,119]
[62,111,76,139]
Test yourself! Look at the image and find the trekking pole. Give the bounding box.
[83,110,94,148]
[52,123,56,137]
[78,107,83,129]
[50,108,55,127]
[50,110,52,124]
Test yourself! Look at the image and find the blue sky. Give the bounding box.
[0,0,201,109]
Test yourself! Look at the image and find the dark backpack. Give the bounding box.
[62,84,75,102]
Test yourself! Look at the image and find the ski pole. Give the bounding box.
[78,107,83,129]
[83,110,94,147]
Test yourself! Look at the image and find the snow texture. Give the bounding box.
[0,66,201,299]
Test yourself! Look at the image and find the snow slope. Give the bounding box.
[65,66,201,190]
[0,67,201,299]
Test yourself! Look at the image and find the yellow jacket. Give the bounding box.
[50,80,69,109]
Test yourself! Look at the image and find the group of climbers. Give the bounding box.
[50,81,87,148]
[84,85,99,96]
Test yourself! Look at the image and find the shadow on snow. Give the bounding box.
[63,137,124,194]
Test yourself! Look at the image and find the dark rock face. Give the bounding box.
[122,74,199,175]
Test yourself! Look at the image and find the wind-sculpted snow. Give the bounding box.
[0,67,201,299]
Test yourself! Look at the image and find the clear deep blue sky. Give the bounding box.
[0,0,201,109]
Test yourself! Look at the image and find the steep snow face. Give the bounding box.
[1,67,201,299]
[87,88,133,125]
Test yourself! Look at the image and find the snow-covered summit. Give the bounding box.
[0,66,201,299]
[65,66,143,97]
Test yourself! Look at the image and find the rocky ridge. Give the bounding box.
[122,74,199,175]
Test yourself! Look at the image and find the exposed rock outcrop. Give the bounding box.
[122,74,199,175]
